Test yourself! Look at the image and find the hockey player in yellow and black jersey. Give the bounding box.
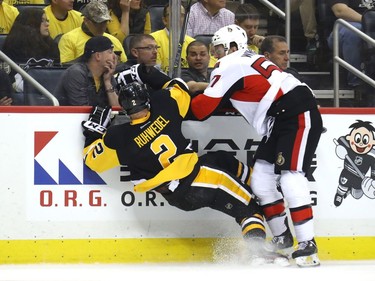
[81,64,289,265]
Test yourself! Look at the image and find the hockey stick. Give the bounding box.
[172,0,192,78]
[345,154,365,179]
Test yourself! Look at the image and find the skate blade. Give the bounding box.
[250,256,290,267]
[277,247,294,259]
[273,256,291,267]
[295,254,320,267]
[250,257,266,266]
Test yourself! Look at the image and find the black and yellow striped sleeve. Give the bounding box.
[83,137,120,173]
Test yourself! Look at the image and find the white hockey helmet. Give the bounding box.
[211,24,248,55]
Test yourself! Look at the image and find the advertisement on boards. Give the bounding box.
[1,109,375,240]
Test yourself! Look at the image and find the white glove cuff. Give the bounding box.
[82,121,107,135]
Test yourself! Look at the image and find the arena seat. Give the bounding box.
[0,34,7,50]
[314,0,337,70]
[14,4,47,13]
[143,0,168,7]
[123,34,136,57]
[148,5,165,32]
[23,66,67,105]
[361,8,375,79]
[316,0,336,43]
[53,33,64,45]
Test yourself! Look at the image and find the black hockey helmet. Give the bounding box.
[118,82,150,115]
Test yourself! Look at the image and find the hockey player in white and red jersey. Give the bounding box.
[190,25,323,267]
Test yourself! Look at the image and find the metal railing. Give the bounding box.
[333,19,375,107]
[0,51,59,106]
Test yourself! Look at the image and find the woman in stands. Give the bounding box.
[106,0,151,43]
[2,8,60,91]
[2,8,60,64]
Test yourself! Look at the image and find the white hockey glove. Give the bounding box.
[116,64,143,87]
[82,106,112,138]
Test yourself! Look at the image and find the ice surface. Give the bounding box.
[0,261,374,281]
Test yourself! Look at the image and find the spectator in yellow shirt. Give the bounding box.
[0,0,19,34]
[58,0,127,64]
[150,3,194,75]
[107,0,151,43]
[5,0,44,4]
[44,0,83,39]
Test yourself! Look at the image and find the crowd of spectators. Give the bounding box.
[0,0,374,107]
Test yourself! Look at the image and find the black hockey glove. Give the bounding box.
[116,64,170,90]
[82,106,112,141]
[135,64,171,90]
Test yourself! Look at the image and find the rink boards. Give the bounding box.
[0,106,374,264]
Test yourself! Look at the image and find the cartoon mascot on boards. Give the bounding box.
[333,120,375,206]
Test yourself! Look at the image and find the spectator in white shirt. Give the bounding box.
[186,0,234,38]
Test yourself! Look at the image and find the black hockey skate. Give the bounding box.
[291,238,320,267]
[265,229,294,255]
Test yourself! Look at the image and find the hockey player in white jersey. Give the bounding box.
[190,25,323,267]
